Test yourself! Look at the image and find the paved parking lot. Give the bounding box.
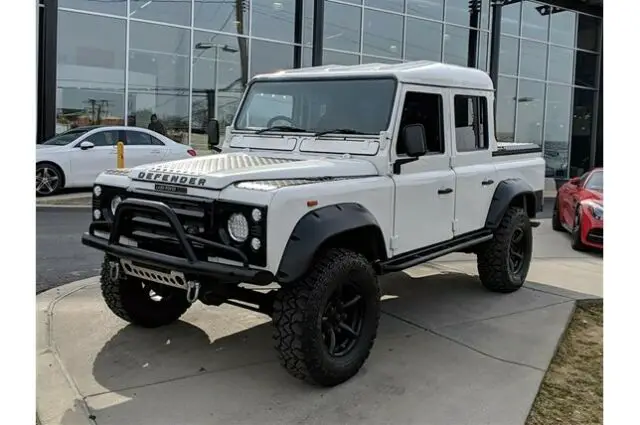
[37,220,601,425]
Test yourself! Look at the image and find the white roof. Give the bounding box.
[253,60,495,91]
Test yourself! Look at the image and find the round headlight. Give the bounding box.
[93,185,102,197]
[93,209,102,220]
[250,237,261,251]
[227,213,249,242]
[251,208,262,222]
[110,195,122,215]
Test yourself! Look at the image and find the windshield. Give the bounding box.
[42,129,90,146]
[585,170,603,191]
[234,78,397,135]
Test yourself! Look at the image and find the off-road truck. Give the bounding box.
[82,61,545,387]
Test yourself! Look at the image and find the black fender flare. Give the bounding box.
[484,178,537,229]
[276,203,385,284]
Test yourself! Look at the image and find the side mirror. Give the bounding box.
[207,119,220,149]
[402,124,427,157]
[79,141,95,150]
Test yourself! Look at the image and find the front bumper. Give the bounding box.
[81,198,274,285]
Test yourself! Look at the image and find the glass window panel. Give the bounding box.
[574,51,598,87]
[363,9,403,59]
[406,0,444,21]
[443,25,473,67]
[477,31,489,71]
[59,0,125,16]
[303,0,314,47]
[129,0,191,26]
[191,32,247,147]
[544,84,572,178]
[499,35,519,76]
[516,80,545,145]
[361,55,401,64]
[324,50,361,65]
[338,0,363,5]
[56,12,126,131]
[569,89,595,176]
[548,46,574,84]
[365,0,405,13]
[128,22,190,144]
[194,0,250,36]
[250,40,294,77]
[500,1,521,36]
[496,77,516,142]
[577,14,601,51]
[521,1,549,42]
[404,18,443,62]
[302,47,313,67]
[480,0,490,30]
[519,40,547,80]
[252,0,296,43]
[324,2,362,53]
[550,9,576,47]
[445,0,481,28]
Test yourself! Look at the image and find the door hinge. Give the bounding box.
[390,235,399,251]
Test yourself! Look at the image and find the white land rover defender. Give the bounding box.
[82,61,545,387]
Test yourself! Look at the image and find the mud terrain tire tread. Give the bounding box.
[551,197,563,231]
[477,206,532,293]
[100,256,191,328]
[272,248,380,387]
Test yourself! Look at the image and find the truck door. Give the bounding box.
[450,92,497,236]
[391,85,456,254]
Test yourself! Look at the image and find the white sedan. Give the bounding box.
[36,126,198,196]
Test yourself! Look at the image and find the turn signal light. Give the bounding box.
[187,149,197,157]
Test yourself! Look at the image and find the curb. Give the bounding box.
[37,277,99,425]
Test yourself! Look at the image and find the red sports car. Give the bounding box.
[552,168,603,250]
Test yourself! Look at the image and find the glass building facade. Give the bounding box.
[36,0,602,180]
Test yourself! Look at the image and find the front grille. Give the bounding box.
[587,228,603,244]
[121,191,214,261]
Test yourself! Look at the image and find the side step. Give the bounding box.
[377,230,493,274]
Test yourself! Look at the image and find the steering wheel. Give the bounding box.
[267,115,295,127]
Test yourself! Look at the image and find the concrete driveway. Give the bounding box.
[37,220,601,425]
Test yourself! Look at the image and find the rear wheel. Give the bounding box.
[100,256,192,328]
[571,208,587,251]
[477,206,533,293]
[551,197,563,231]
[272,248,380,387]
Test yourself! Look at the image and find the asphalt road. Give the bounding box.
[36,208,102,293]
[35,199,553,293]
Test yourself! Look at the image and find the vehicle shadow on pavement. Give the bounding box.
[64,271,575,425]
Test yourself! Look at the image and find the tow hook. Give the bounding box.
[186,280,201,304]
[109,261,120,281]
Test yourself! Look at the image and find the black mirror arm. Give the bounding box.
[393,157,419,174]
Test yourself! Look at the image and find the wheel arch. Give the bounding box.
[36,160,66,188]
[276,203,388,284]
[485,178,537,230]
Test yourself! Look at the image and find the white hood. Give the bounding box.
[130,152,378,190]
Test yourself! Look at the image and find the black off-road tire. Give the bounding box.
[272,248,381,387]
[551,197,563,231]
[100,256,192,328]
[571,207,587,251]
[477,206,533,293]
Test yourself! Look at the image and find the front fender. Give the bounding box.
[485,178,537,229]
[276,203,383,284]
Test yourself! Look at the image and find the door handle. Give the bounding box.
[481,179,494,186]
[438,188,453,195]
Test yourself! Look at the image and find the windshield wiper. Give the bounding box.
[255,125,307,134]
[314,128,367,137]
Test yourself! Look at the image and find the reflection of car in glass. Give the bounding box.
[36,126,197,196]
[552,168,603,250]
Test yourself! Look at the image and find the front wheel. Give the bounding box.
[272,248,381,387]
[477,206,533,293]
[551,197,563,231]
[571,208,587,251]
[36,163,63,196]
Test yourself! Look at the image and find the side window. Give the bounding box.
[454,95,488,152]
[126,131,153,146]
[84,130,120,147]
[151,136,165,146]
[397,92,444,156]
